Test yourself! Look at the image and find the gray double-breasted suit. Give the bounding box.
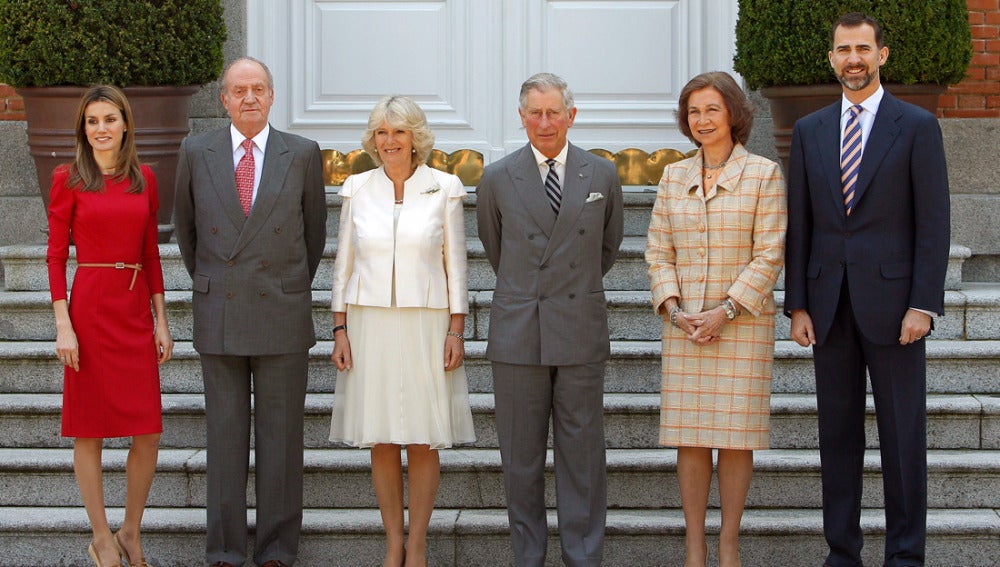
[477,142,624,566]
[174,125,326,566]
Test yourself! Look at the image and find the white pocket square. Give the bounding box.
[585,192,605,203]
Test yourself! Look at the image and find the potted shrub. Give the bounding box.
[0,0,226,241]
[733,0,972,170]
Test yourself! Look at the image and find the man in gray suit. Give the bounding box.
[477,72,624,567]
[174,57,326,567]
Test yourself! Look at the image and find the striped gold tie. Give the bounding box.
[841,104,863,215]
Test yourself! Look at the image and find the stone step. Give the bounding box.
[2,283,996,343]
[0,239,972,294]
[0,237,651,293]
[0,447,997,511]
[0,392,995,452]
[0,506,995,566]
[323,190,660,240]
[2,340,1000,397]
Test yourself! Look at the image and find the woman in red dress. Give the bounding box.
[47,85,173,567]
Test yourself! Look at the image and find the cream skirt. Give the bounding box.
[329,303,476,449]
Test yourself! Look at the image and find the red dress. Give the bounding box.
[46,165,165,438]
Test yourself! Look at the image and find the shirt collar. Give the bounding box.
[230,123,270,154]
[529,143,569,167]
[841,84,884,117]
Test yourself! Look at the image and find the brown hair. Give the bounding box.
[831,12,884,50]
[68,85,144,193]
[676,71,754,147]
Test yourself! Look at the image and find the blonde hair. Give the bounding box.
[361,95,435,167]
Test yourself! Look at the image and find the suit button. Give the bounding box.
[579,228,585,234]
[698,224,706,232]
[261,260,269,268]
[569,293,576,299]
[569,262,577,269]
[259,291,267,297]
[211,227,218,234]
[226,292,233,299]
[274,226,282,234]
[528,234,535,240]
[698,248,706,257]
[845,232,852,238]
[227,260,234,267]
[540,264,547,270]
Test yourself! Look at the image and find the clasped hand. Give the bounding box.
[675,307,728,346]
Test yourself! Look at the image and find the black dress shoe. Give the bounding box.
[210,562,235,567]
[260,562,287,567]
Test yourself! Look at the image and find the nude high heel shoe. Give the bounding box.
[88,542,123,567]
[113,532,150,567]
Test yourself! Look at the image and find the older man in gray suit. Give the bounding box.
[174,57,326,567]
[477,72,624,567]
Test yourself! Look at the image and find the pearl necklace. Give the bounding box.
[703,158,729,180]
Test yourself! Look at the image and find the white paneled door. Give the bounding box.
[249,0,739,161]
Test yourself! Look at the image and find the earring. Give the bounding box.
[411,149,416,154]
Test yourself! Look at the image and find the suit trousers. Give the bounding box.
[491,361,607,567]
[201,352,309,566]
[813,281,927,567]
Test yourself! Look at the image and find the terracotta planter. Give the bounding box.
[18,85,199,243]
[760,83,947,172]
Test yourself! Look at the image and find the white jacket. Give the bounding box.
[331,164,468,313]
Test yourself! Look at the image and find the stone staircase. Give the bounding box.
[0,191,998,566]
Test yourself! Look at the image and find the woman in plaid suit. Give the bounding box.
[646,71,786,567]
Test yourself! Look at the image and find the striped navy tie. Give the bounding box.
[841,104,863,215]
[544,158,561,214]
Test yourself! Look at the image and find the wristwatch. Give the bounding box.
[721,298,738,321]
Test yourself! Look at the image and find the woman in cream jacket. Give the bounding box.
[329,95,474,567]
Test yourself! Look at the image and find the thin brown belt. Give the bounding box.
[77,262,143,290]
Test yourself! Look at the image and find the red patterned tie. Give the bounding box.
[235,138,255,216]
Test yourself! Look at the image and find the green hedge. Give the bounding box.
[0,0,226,87]
[733,0,972,90]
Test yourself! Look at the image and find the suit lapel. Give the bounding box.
[853,93,901,212]
[509,145,556,237]
[813,103,848,221]
[232,129,293,258]
[544,144,590,264]
[205,130,248,230]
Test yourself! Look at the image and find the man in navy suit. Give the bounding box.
[784,12,950,567]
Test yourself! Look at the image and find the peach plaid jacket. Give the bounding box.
[645,144,786,449]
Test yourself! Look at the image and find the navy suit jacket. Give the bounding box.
[784,91,950,346]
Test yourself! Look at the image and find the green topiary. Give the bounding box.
[733,0,972,91]
[0,0,226,87]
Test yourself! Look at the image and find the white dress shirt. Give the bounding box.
[529,143,569,187]
[838,85,884,158]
